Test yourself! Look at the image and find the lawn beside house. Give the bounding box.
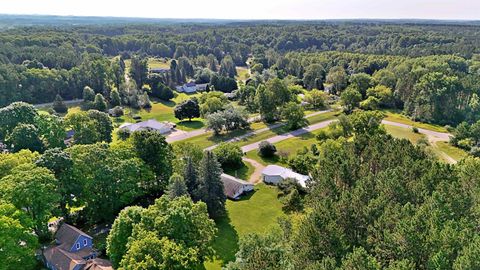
[204,183,284,270]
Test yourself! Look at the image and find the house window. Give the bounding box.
[83,239,88,246]
[76,243,80,250]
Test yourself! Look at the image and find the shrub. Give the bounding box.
[258,141,277,157]
[117,128,131,141]
[110,106,124,117]
[412,127,419,133]
[416,137,430,147]
[470,146,480,157]
[213,143,243,168]
[53,94,68,113]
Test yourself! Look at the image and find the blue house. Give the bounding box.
[43,224,109,270]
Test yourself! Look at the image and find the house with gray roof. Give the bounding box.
[176,82,208,93]
[43,223,112,270]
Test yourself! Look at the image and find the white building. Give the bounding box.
[119,119,174,135]
[221,173,254,200]
[176,82,208,93]
[261,165,309,188]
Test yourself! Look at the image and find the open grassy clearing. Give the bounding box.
[147,57,170,69]
[204,184,284,270]
[384,124,426,144]
[433,141,468,162]
[235,67,250,81]
[384,111,448,133]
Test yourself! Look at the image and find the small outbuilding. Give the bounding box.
[262,165,309,188]
[221,173,254,200]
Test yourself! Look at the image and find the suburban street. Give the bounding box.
[167,109,332,143]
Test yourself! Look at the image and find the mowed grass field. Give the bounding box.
[384,111,448,133]
[235,67,250,81]
[204,184,284,270]
[384,124,426,144]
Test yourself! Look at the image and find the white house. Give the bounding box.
[176,82,208,93]
[119,119,174,135]
[221,173,254,200]
[261,165,309,188]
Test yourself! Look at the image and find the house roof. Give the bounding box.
[85,258,114,270]
[262,165,309,188]
[56,223,92,248]
[120,119,172,133]
[221,173,253,199]
[44,246,86,270]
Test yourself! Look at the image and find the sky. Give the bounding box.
[0,0,479,20]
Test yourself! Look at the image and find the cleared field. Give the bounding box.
[434,141,468,162]
[147,58,170,69]
[384,111,448,133]
[235,67,250,81]
[204,184,284,270]
[384,124,426,144]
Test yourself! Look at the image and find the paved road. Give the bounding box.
[381,120,451,141]
[167,109,332,144]
[33,99,84,108]
[240,119,336,152]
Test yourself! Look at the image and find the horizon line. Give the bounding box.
[1,13,479,23]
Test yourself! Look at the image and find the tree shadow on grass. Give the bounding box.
[177,120,204,130]
[210,215,240,267]
[223,162,252,180]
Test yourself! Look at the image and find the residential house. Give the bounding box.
[43,223,111,270]
[119,119,175,135]
[176,82,208,93]
[221,173,254,200]
[262,165,309,188]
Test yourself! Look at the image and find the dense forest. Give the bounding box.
[1,21,480,124]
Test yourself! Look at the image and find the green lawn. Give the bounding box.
[434,141,468,162]
[384,124,426,144]
[147,58,170,69]
[384,111,448,133]
[235,67,250,81]
[223,161,255,181]
[204,184,284,269]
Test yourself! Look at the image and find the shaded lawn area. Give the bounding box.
[204,184,284,270]
[384,124,426,144]
[384,111,448,133]
[223,161,255,181]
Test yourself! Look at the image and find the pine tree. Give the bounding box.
[183,157,198,197]
[167,174,188,199]
[52,94,68,113]
[195,151,226,219]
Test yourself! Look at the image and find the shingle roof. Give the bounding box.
[221,173,253,199]
[44,246,86,270]
[85,258,114,270]
[56,223,92,248]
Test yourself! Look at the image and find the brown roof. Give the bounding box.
[85,258,114,270]
[56,223,92,248]
[221,174,253,199]
[44,247,86,270]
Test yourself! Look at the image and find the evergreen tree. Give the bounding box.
[167,173,189,199]
[183,157,199,197]
[195,151,226,219]
[52,94,68,113]
[83,86,95,102]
